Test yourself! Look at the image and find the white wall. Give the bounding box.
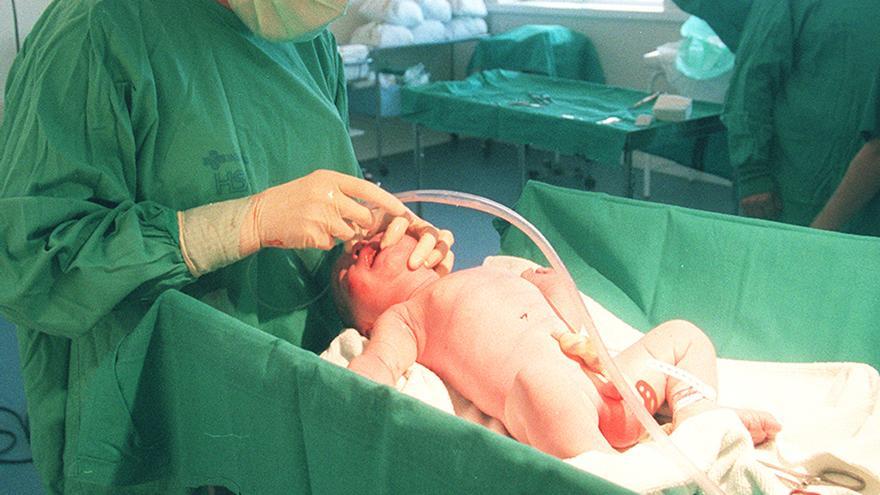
[486,11,683,90]
[332,6,687,90]
[0,0,52,118]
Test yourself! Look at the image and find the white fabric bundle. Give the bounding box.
[337,44,370,64]
[411,20,448,43]
[418,0,452,22]
[449,0,487,17]
[444,16,487,40]
[350,22,415,47]
[358,0,425,27]
[338,44,372,80]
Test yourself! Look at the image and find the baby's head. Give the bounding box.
[332,232,439,333]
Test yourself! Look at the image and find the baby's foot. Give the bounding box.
[735,409,782,445]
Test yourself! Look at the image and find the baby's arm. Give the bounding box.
[348,305,419,388]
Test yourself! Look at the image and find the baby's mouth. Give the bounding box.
[354,242,379,268]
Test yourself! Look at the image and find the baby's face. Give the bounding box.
[333,233,438,331]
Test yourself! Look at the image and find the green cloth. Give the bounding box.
[69,290,634,494]
[722,0,880,232]
[402,69,726,172]
[0,0,359,492]
[467,24,605,84]
[671,0,752,52]
[499,181,880,369]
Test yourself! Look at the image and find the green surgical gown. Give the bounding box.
[722,0,880,234]
[0,0,360,492]
[671,0,752,52]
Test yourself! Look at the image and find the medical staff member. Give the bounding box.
[812,67,880,232]
[671,0,752,51]
[0,0,453,493]
[722,0,880,234]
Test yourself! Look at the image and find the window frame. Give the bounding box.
[487,0,688,22]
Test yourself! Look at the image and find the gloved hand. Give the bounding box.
[367,209,455,275]
[239,169,411,253]
[179,170,454,276]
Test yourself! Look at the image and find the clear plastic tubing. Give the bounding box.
[395,189,725,495]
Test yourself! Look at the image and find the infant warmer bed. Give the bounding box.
[68,182,880,493]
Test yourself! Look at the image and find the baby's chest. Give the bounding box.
[425,288,564,348]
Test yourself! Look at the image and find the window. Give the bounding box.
[489,0,685,19]
[567,0,665,13]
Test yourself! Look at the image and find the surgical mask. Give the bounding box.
[227,0,348,42]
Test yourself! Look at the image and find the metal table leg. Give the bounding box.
[413,123,423,216]
[624,149,634,198]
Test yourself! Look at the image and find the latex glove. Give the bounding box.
[368,209,455,275]
[179,170,454,277]
[740,192,782,220]
[240,170,410,253]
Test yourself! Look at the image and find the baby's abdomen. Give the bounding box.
[422,314,568,420]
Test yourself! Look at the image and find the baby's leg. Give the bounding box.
[615,320,780,444]
[503,361,614,458]
[612,320,719,422]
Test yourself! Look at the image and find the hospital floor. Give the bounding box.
[0,127,736,495]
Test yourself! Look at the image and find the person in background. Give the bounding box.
[0,0,453,493]
[812,67,880,232]
[722,0,880,234]
[671,0,752,52]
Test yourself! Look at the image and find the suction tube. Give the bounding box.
[395,190,725,495]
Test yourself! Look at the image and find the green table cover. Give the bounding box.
[401,69,727,174]
[71,289,634,494]
[466,24,605,83]
[499,181,880,369]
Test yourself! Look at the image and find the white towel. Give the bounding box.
[449,0,487,17]
[338,43,370,63]
[567,409,790,494]
[350,22,415,47]
[418,0,452,22]
[444,16,487,40]
[411,20,448,44]
[358,0,425,27]
[322,255,880,495]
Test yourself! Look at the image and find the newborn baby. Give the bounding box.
[332,233,781,457]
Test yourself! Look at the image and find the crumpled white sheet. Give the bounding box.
[358,0,425,27]
[350,22,415,47]
[411,20,448,44]
[444,16,487,40]
[418,0,452,22]
[321,255,880,495]
[449,0,487,17]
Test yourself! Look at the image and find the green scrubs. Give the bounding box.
[722,0,880,233]
[0,0,359,492]
[671,0,752,52]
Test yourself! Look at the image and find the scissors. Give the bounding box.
[758,460,866,493]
